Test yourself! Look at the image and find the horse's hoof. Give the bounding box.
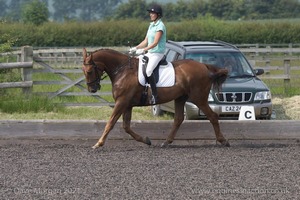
[161,141,170,148]
[221,140,230,147]
[92,143,100,149]
[145,137,151,145]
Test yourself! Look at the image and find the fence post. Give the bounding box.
[265,59,270,74]
[288,43,293,56]
[21,46,33,94]
[283,59,291,94]
[255,44,259,56]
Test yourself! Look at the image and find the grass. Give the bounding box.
[0,104,173,121]
[0,92,63,114]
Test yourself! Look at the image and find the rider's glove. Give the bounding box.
[136,49,145,55]
[129,47,137,54]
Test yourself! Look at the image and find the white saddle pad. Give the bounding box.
[138,56,175,87]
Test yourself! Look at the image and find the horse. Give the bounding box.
[82,48,230,149]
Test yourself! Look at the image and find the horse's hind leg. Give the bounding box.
[122,107,151,145]
[196,102,230,147]
[161,96,188,147]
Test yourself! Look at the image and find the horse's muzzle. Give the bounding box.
[88,84,101,93]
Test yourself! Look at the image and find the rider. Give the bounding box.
[130,4,166,104]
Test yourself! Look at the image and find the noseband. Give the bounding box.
[83,61,106,87]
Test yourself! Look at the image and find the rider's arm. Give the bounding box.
[136,37,148,49]
[144,30,163,52]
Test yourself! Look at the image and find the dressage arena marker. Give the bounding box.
[239,106,256,120]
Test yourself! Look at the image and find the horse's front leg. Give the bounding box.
[122,106,151,145]
[92,103,125,149]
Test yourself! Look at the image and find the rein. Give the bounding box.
[110,55,134,75]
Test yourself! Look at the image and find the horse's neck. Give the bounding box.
[95,50,124,71]
[95,50,137,80]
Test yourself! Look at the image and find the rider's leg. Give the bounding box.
[145,53,164,104]
[147,74,158,104]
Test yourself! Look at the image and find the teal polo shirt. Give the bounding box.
[146,19,166,53]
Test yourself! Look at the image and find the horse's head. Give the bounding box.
[82,48,104,93]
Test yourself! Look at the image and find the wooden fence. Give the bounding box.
[1,45,300,106]
[0,46,33,94]
[0,46,113,106]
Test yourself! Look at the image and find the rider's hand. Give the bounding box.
[136,49,145,55]
[129,47,137,54]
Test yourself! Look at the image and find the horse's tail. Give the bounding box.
[206,64,228,93]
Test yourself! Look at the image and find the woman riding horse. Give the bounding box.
[130,4,166,104]
[82,48,230,149]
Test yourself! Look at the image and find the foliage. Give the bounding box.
[112,0,300,21]
[21,0,49,25]
[0,20,18,97]
[1,18,300,47]
[1,0,300,22]
[52,0,122,22]
[0,21,16,53]
[111,0,148,20]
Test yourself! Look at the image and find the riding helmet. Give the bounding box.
[147,4,163,17]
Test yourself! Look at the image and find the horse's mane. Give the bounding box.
[92,48,128,57]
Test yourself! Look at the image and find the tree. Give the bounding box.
[52,0,122,21]
[271,0,300,18]
[22,0,49,25]
[7,0,29,21]
[112,0,148,20]
[206,0,234,19]
[0,0,9,19]
[80,0,122,21]
[52,0,79,22]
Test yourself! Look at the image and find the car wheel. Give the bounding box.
[184,106,190,120]
[152,105,163,116]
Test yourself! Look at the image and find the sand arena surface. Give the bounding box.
[0,139,299,199]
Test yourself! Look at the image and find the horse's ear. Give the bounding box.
[83,48,87,60]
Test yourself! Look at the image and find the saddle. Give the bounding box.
[142,55,168,83]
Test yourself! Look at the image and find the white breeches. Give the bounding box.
[145,52,164,77]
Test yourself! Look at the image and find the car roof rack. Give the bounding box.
[213,39,238,49]
[168,40,238,50]
[167,40,185,49]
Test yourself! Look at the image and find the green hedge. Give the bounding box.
[1,18,300,47]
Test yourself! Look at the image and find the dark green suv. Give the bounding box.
[152,40,273,120]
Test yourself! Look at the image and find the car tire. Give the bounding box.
[152,105,163,116]
[184,106,190,120]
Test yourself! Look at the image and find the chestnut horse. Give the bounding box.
[82,48,230,148]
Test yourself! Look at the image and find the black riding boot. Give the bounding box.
[148,74,158,104]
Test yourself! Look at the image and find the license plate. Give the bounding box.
[222,105,241,112]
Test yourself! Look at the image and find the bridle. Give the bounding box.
[83,60,106,87]
[83,53,135,87]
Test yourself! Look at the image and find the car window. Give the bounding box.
[165,50,178,62]
[177,53,183,60]
[185,52,254,77]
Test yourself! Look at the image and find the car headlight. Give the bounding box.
[208,93,214,102]
[254,91,271,100]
